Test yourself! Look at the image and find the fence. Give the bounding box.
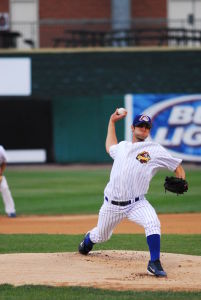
[1,18,201,49]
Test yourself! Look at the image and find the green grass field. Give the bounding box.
[1,285,201,300]
[0,234,201,255]
[0,168,200,215]
[0,167,200,300]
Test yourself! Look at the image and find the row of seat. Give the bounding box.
[53,27,201,47]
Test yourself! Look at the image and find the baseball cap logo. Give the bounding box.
[133,114,152,127]
[139,115,150,122]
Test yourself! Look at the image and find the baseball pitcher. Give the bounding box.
[0,145,16,217]
[78,109,187,277]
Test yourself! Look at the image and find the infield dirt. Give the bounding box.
[0,250,201,291]
[0,213,200,234]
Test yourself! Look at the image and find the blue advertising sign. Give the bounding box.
[125,94,201,162]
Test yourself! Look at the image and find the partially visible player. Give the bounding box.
[78,109,186,277]
[0,145,16,217]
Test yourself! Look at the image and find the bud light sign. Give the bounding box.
[125,94,201,162]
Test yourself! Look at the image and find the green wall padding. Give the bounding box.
[52,95,124,163]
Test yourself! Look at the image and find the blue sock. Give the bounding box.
[147,234,160,262]
[84,233,94,247]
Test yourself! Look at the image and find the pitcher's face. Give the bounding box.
[131,124,150,142]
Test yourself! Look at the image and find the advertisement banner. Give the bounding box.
[125,94,201,162]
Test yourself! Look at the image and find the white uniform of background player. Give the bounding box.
[78,109,186,277]
[0,145,16,217]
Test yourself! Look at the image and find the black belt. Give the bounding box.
[105,196,139,206]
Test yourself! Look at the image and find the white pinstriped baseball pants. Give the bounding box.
[89,197,161,244]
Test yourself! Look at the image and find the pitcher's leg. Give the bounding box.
[127,200,166,277]
[90,202,124,243]
[0,177,16,217]
[79,201,124,255]
[127,200,161,237]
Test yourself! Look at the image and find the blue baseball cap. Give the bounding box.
[132,114,152,128]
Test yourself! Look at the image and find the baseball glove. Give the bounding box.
[164,176,188,195]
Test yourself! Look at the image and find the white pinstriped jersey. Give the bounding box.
[104,141,182,201]
[0,145,7,164]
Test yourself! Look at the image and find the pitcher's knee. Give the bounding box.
[90,229,112,244]
[144,217,161,237]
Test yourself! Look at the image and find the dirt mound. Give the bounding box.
[0,250,200,291]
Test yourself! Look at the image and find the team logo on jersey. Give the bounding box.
[136,151,151,164]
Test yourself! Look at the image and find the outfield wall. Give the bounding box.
[52,95,124,163]
[0,48,201,162]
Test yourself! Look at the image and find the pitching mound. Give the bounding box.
[0,250,200,291]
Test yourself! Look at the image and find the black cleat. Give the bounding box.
[78,233,94,255]
[147,259,167,277]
